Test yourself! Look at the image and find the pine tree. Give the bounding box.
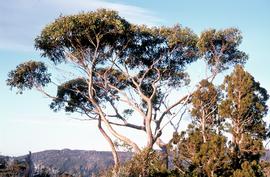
[219,65,269,173]
[190,79,220,143]
[172,126,230,177]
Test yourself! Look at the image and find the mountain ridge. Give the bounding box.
[1,149,132,176]
[2,149,270,176]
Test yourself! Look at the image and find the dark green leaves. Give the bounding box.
[219,65,269,143]
[220,65,269,124]
[33,9,201,90]
[198,28,248,72]
[124,25,199,82]
[50,68,129,113]
[7,61,51,94]
[50,78,92,113]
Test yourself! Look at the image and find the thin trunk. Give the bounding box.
[232,120,236,145]
[202,124,206,143]
[211,170,214,177]
[145,101,154,148]
[99,110,141,153]
[235,90,242,148]
[239,133,244,145]
[202,110,207,143]
[232,120,242,154]
[98,118,120,175]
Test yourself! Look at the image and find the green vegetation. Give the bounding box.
[6,9,269,176]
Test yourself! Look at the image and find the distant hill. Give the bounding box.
[12,149,132,176]
[1,149,270,176]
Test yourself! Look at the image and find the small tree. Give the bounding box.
[174,129,230,176]
[171,80,229,176]
[190,79,220,143]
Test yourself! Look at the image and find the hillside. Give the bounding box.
[1,149,270,176]
[2,149,132,176]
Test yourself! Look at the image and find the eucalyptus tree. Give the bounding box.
[7,9,248,174]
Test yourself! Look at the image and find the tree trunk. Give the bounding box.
[235,121,240,146]
[98,118,120,175]
[202,110,207,143]
[145,101,154,148]
[202,120,206,143]
[99,111,141,153]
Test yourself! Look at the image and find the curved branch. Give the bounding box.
[157,93,191,129]
[88,67,141,153]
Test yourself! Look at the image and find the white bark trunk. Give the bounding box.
[98,119,120,175]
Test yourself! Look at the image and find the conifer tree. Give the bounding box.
[171,126,230,176]
[219,65,268,152]
[190,79,220,143]
[219,65,269,174]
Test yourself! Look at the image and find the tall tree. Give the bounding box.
[6,9,248,174]
[219,65,268,174]
[170,65,269,176]
[219,65,268,151]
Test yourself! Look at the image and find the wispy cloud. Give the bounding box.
[0,0,161,52]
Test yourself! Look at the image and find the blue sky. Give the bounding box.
[0,0,270,156]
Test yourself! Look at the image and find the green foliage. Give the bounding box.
[232,161,264,177]
[7,9,249,114]
[7,9,204,126]
[50,67,131,114]
[35,9,131,64]
[220,65,268,122]
[197,28,248,72]
[118,148,166,177]
[191,80,219,120]
[217,65,268,176]
[125,25,199,71]
[168,65,269,176]
[190,79,221,142]
[50,78,91,113]
[34,9,200,89]
[6,61,51,94]
[219,65,268,149]
[170,130,267,177]
[101,148,177,177]
[172,128,231,177]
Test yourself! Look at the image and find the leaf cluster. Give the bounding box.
[197,28,248,72]
[6,61,51,94]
